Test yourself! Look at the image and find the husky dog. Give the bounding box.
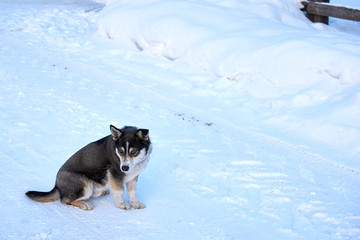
[26,125,152,210]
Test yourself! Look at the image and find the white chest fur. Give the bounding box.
[124,156,149,183]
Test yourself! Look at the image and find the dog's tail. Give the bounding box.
[25,187,60,203]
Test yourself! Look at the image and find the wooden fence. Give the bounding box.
[301,0,360,24]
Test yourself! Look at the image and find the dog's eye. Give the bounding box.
[130,150,138,156]
[119,149,125,155]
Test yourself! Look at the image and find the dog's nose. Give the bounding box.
[121,165,129,172]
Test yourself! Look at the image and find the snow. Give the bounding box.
[1,0,360,239]
[98,0,360,159]
[330,0,360,37]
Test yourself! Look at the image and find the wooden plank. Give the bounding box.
[305,0,329,24]
[302,1,360,22]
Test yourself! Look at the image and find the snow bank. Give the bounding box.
[97,0,360,156]
[97,0,360,97]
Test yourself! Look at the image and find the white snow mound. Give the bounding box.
[98,0,360,98]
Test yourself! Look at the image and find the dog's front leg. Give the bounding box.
[109,171,130,210]
[126,176,145,209]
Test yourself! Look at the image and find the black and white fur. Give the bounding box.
[26,125,152,210]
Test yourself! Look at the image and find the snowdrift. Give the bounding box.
[97,0,360,156]
[98,0,360,97]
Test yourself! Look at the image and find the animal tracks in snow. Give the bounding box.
[169,112,360,238]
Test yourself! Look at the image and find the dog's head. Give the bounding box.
[110,125,152,173]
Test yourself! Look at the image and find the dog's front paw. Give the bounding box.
[131,201,146,209]
[116,202,131,210]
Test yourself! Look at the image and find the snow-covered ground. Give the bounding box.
[1,0,359,239]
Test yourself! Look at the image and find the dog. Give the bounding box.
[26,125,152,210]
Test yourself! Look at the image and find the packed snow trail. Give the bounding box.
[1,1,360,239]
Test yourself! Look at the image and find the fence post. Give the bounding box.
[306,0,330,24]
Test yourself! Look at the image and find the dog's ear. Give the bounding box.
[110,125,123,141]
[136,129,149,141]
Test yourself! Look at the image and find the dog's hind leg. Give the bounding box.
[68,200,93,210]
[67,181,94,210]
[60,183,94,210]
[56,171,94,210]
